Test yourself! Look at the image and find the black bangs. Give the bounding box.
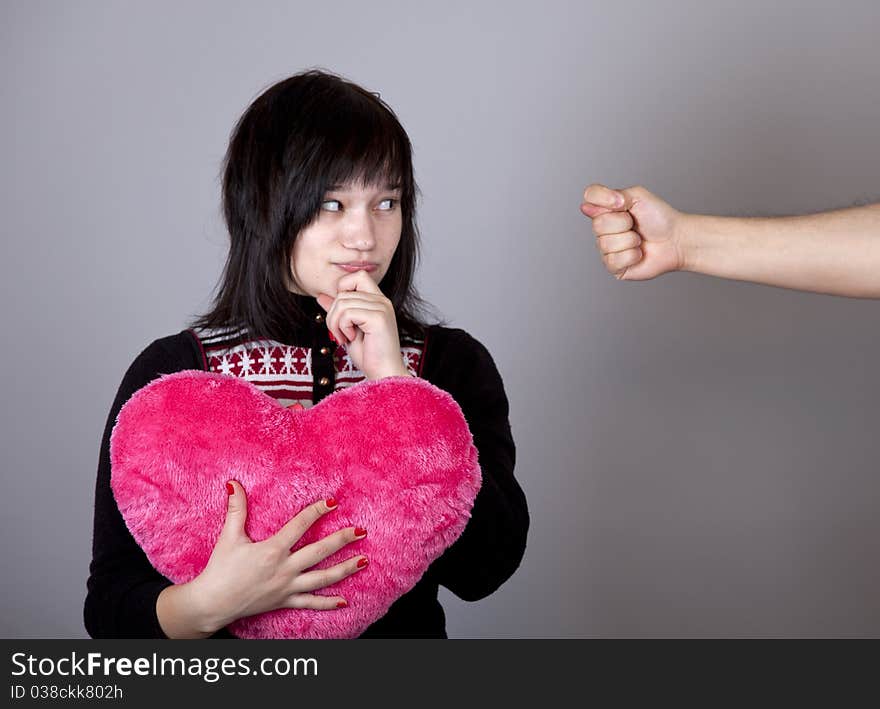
[191,69,430,344]
[312,103,409,189]
[289,76,415,223]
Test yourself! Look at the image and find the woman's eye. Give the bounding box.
[321,200,342,212]
[377,198,397,211]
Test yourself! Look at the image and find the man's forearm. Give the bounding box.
[679,204,880,298]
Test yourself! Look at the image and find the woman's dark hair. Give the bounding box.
[192,69,428,340]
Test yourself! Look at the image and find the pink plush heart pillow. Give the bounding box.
[110,371,481,639]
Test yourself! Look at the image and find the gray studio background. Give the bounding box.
[3,0,879,637]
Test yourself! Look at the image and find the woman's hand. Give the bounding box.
[581,184,687,281]
[317,270,412,380]
[158,481,368,637]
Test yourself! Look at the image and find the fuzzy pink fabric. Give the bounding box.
[110,371,481,639]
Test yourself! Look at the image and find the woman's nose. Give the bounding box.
[341,213,376,251]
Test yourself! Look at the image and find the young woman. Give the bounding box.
[85,70,529,639]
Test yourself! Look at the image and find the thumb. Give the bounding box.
[581,183,627,220]
[618,185,657,214]
[221,480,248,540]
[316,293,334,312]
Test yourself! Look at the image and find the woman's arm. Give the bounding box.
[84,333,201,638]
[421,329,529,601]
[582,184,880,298]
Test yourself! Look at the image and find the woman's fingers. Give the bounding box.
[319,274,404,379]
[317,293,348,345]
[270,498,338,550]
[327,298,389,344]
[338,306,388,342]
[318,271,389,343]
[324,293,388,345]
[292,553,369,593]
[283,593,350,611]
[336,268,381,294]
[219,480,249,543]
[290,526,367,572]
[330,290,389,305]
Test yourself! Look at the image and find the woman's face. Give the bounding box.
[289,180,403,297]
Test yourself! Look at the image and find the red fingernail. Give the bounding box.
[357,557,369,569]
[354,527,367,538]
[288,402,304,410]
[325,497,338,509]
[328,330,337,344]
[336,600,347,608]
[226,482,234,496]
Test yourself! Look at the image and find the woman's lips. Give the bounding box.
[335,262,378,273]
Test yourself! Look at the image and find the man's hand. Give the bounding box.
[581,184,686,280]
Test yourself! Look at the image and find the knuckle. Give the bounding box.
[595,219,614,236]
[311,570,331,589]
[597,212,625,234]
[312,539,334,559]
[225,500,240,516]
[330,564,348,582]
[287,594,306,609]
[607,252,621,269]
[254,545,280,573]
[291,519,310,541]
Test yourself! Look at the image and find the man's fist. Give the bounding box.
[581,184,686,280]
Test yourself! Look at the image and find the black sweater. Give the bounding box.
[84,316,529,638]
